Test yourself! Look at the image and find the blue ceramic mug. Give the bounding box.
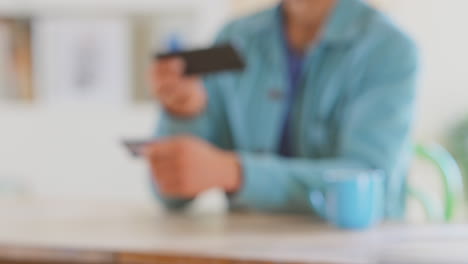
[309,169,385,229]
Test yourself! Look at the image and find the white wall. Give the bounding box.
[230,0,277,17]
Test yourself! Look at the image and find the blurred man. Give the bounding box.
[145,0,418,218]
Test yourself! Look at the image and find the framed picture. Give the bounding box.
[32,17,131,106]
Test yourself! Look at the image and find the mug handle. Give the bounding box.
[309,190,327,219]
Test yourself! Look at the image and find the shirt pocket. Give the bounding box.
[303,95,343,158]
[305,120,329,157]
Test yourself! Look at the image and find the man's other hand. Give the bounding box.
[144,136,241,198]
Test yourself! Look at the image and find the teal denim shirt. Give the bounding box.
[156,0,419,219]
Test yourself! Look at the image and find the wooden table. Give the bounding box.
[1,197,468,264]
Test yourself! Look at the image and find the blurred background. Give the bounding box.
[0,0,467,222]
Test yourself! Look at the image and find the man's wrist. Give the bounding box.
[164,88,207,118]
[221,151,242,194]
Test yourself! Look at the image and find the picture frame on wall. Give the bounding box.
[0,19,34,102]
[32,17,132,106]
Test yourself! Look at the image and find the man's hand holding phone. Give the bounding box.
[152,58,207,118]
[152,44,244,117]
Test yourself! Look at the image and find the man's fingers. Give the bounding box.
[152,59,183,96]
[152,60,191,99]
[154,58,185,77]
[143,140,175,160]
[154,76,179,92]
[165,87,193,106]
[149,162,180,196]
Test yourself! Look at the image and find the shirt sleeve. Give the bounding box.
[231,35,420,219]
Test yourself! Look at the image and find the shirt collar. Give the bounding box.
[321,0,363,45]
[272,0,363,47]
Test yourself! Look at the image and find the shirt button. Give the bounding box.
[254,148,268,154]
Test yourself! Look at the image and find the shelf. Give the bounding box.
[0,0,208,16]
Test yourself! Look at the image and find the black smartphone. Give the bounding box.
[155,44,245,75]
